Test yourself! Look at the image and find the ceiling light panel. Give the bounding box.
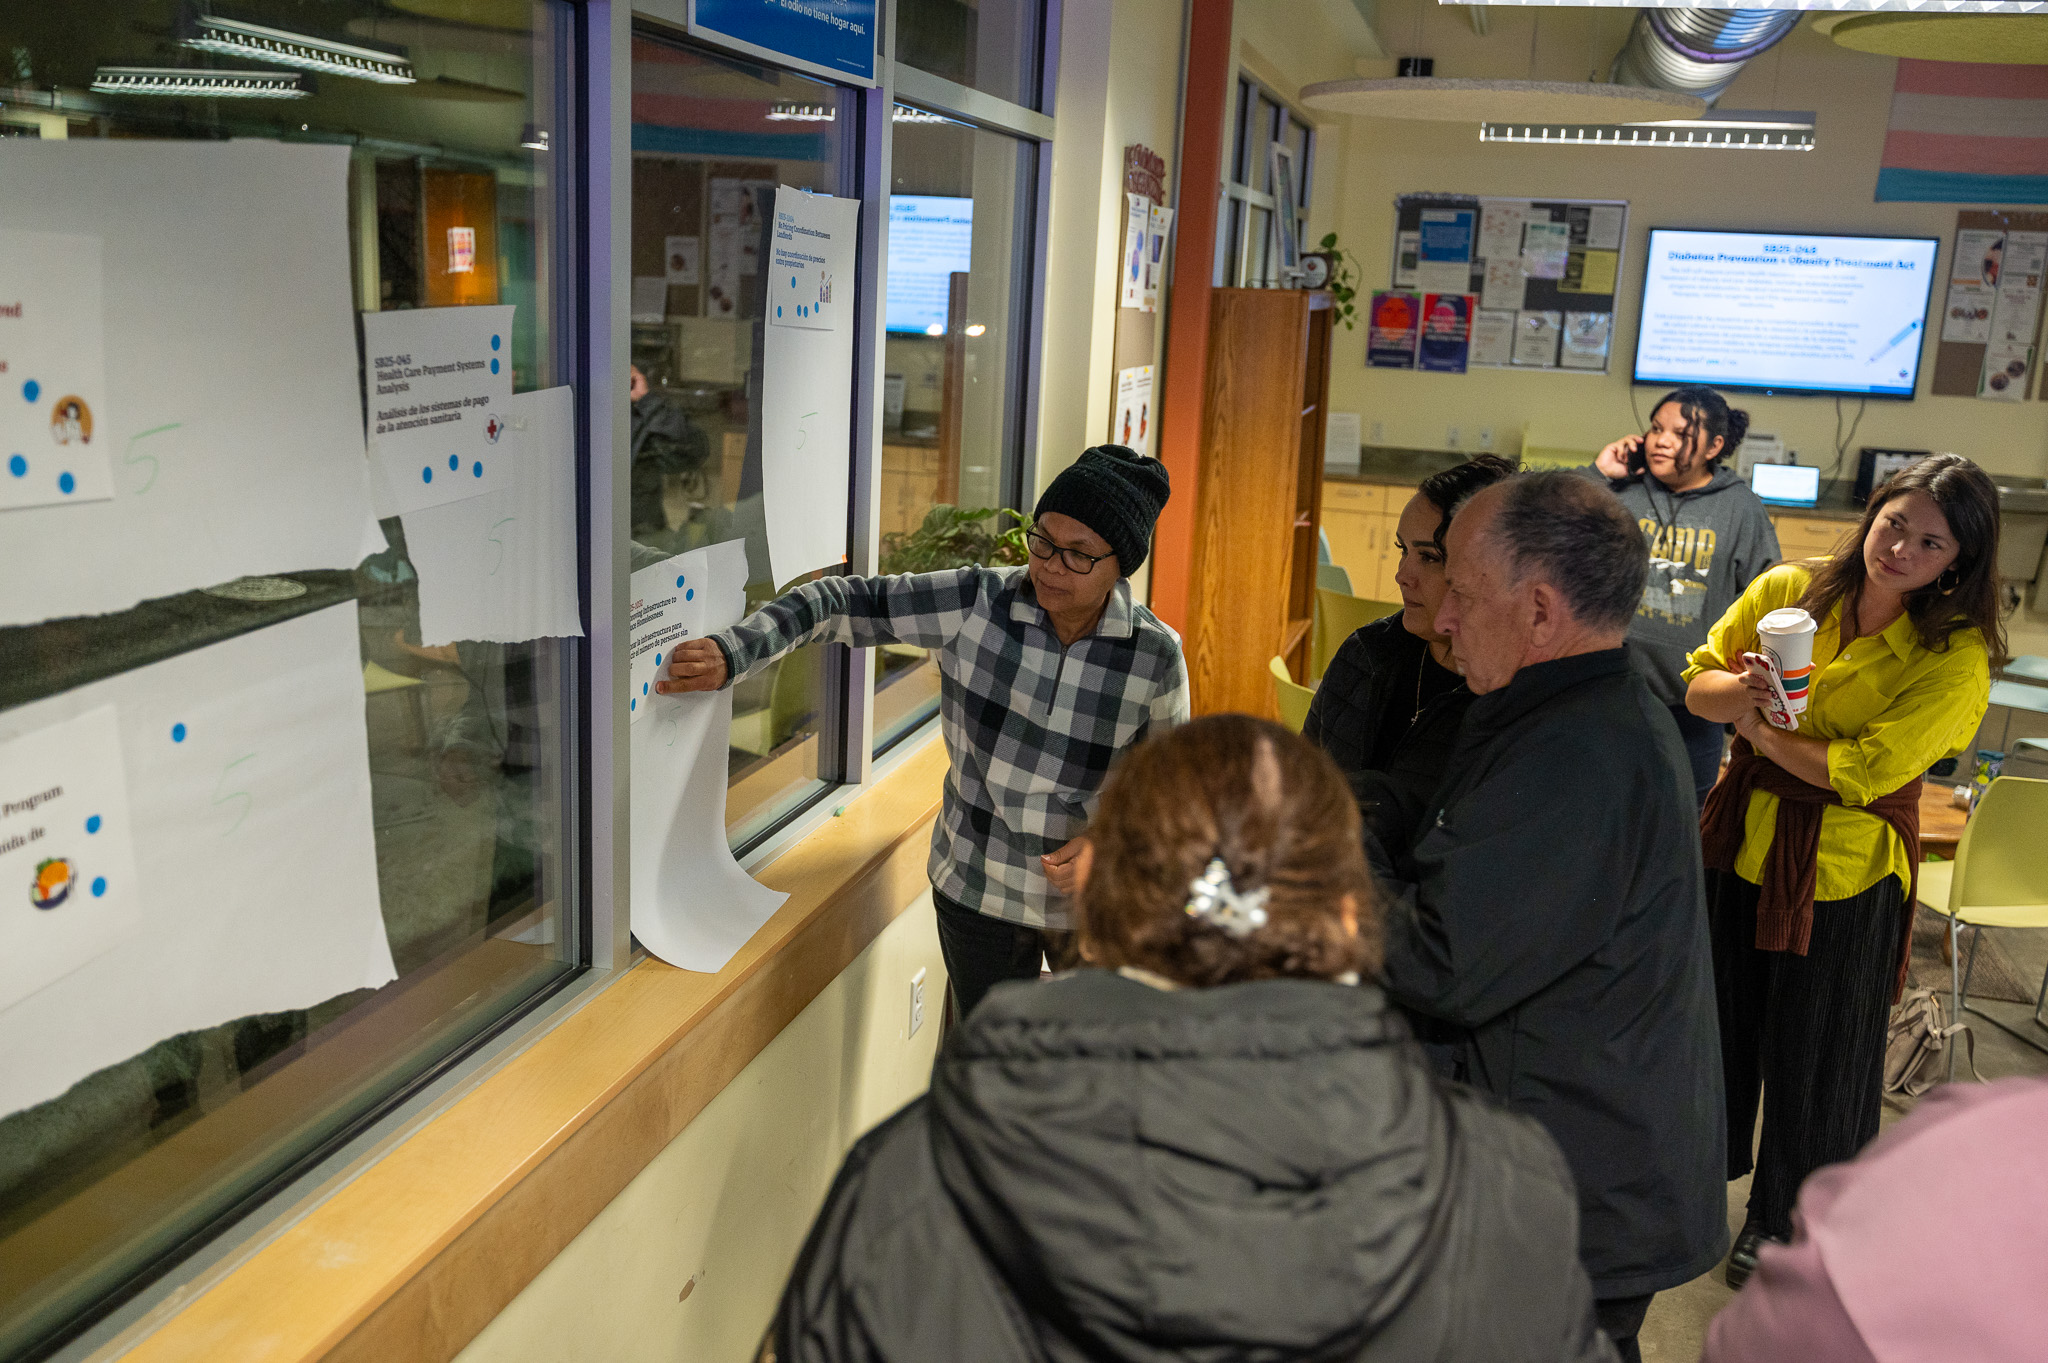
[181,14,414,84]
[91,66,313,98]
[1481,114,1815,150]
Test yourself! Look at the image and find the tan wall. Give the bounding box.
[452,895,946,1363]
[1231,0,2048,652]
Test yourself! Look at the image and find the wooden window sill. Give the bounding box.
[113,739,950,1363]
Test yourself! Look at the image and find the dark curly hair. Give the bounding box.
[1418,453,1517,545]
[1076,715,1378,986]
[1650,386,1750,470]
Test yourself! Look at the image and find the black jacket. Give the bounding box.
[1302,615,1474,861]
[1372,648,1728,1298]
[769,971,1619,1363]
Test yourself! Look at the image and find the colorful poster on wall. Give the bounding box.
[687,0,877,84]
[1944,228,2000,344]
[1368,291,1420,369]
[1416,209,1476,295]
[1113,365,1155,456]
[1418,293,1474,373]
[1143,203,1173,311]
[1521,221,1571,280]
[1120,192,1148,310]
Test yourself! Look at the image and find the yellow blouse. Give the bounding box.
[1683,564,1990,901]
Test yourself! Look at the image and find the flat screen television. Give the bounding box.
[886,195,973,335]
[1633,229,1940,399]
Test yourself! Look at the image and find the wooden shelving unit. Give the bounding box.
[1182,287,1333,717]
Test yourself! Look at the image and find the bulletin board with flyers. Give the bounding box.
[1369,194,1628,375]
[1930,208,2048,402]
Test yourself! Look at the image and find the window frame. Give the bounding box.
[1218,74,1315,289]
[23,0,1060,1349]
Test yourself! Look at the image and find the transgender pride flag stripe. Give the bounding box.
[1878,60,2048,204]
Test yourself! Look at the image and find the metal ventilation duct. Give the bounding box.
[1610,9,1800,107]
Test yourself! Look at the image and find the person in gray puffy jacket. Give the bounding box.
[1589,386,1780,802]
[762,716,1619,1363]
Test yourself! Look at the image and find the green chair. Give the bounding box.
[1269,656,1314,734]
[1916,775,2048,1075]
[1311,587,1399,681]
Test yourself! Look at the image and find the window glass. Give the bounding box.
[897,0,1042,109]
[874,109,1035,754]
[627,36,852,843]
[0,4,577,1355]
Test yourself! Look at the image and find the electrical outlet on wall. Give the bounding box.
[908,967,927,1039]
[1445,426,1461,449]
[1478,427,1494,451]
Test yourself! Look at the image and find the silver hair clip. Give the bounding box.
[1184,857,1270,938]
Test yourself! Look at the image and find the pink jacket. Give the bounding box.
[1704,1077,2048,1363]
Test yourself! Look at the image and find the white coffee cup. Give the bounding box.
[1757,607,1817,717]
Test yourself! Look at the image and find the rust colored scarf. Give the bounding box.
[1700,737,1922,997]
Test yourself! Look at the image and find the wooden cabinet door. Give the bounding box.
[1321,507,1375,588]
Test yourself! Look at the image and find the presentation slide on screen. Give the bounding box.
[1634,231,1939,397]
[886,195,972,335]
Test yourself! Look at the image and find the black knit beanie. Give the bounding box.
[1032,445,1172,575]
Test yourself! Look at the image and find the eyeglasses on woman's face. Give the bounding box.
[1024,526,1114,575]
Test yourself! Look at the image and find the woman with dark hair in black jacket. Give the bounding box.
[762,716,1620,1363]
[1304,455,1515,862]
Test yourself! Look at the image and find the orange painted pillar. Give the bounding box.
[1149,0,1234,634]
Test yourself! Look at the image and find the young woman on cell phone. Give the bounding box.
[1591,386,1781,803]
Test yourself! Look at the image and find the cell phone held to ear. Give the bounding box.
[1625,434,1648,477]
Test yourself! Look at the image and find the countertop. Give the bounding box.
[1324,447,1867,522]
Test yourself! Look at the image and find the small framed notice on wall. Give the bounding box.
[1389,194,1628,375]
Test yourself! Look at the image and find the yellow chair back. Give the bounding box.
[1948,776,2048,923]
[1311,588,1399,681]
[1269,655,1313,734]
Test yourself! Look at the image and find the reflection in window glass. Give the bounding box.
[874,109,1035,753]
[0,3,575,1356]
[898,0,1042,108]
[627,36,851,843]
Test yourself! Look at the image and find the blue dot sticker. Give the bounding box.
[171,722,187,743]
[685,588,694,601]
[91,877,107,897]
[776,306,782,318]
[448,454,459,471]
[422,466,434,483]
[630,698,637,712]
[642,682,649,695]
[656,651,664,664]
[22,379,39,403]
[7,454,23,476]
[491,334,501,351]
[791,277,797,288]
[490,358,500,374]
[58,471,75,494]
[86,815,102,834]
[675,575,685,588]
[472,461,483,477]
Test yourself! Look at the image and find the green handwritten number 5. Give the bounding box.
[122,422,182,495]
[213,753,256,836]
[796,411,817,451]
[487,517,516,575]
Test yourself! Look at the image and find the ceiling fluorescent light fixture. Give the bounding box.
[892,106,955,124]
[91,66,312,98]
[766,102,835,121]
[180,14,414,84]
[1482,111,1815,150]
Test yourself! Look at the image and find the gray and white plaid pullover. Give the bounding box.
[711,566,1189,928]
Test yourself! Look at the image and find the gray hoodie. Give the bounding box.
[1581,464,1780,706]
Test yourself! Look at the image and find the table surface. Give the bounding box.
[1922,782,1970,857]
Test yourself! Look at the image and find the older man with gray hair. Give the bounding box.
[1369,471,1726,1363]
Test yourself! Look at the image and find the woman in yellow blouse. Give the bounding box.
[1684,454,2001,1289]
